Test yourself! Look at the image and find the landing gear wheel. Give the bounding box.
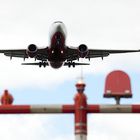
[72,62,75,68]
[67,62,75,68]
[68,62,71,68]
[39,62,42,68]
[43,62,47,68]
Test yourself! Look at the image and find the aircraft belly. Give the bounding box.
[50,61,63,69]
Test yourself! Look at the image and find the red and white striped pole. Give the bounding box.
[0,104,140,114]
[87,105,140,113]
[74,80,87,140]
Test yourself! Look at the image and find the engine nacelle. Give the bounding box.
[26,44,38,58]
[78,44,89,58]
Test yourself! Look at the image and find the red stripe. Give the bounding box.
[75,126,87,130]
[87,105,100,113]
[132,105,140,113]
[62,105,75,113]
[0,105,30,114]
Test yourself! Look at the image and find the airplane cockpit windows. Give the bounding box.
[49,21,67,39]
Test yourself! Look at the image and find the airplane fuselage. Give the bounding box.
[47,22,67,68]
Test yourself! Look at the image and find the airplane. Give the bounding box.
[0,21,139,69]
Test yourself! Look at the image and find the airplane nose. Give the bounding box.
[56,24,63,31]
[49,21,67,39]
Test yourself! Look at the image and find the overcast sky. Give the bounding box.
[0,0,140,140]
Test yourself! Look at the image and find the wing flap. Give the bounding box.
[4,52,28,58]
[0,49,28,58]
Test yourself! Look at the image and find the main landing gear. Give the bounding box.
[39,62,48,68]
[67,62,76,68]
[65,61,89,68]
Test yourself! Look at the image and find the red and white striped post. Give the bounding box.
[74,80,87,140]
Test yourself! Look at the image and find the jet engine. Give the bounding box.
[26,44,38,58]
[78,44,89,58]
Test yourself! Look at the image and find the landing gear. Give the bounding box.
[39,62,47,68]
[39,62,42,67]
[68,62,75,68]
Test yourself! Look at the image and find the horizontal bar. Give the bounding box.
[0,105,30,114]
[0,105,74,114]
[31,105,74,113]
[88,105,140,113]
[62,105,75,113]
[0,104,140,114]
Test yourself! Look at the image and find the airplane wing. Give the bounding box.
[67,46,140,61]
[0,48,48,61]
[86,48,140,59]
[0,49,28,59]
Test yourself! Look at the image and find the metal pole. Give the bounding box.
[0,105,74,114]
[74,93,87,140]
[0,104,140,114]
[87,104,140,113]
